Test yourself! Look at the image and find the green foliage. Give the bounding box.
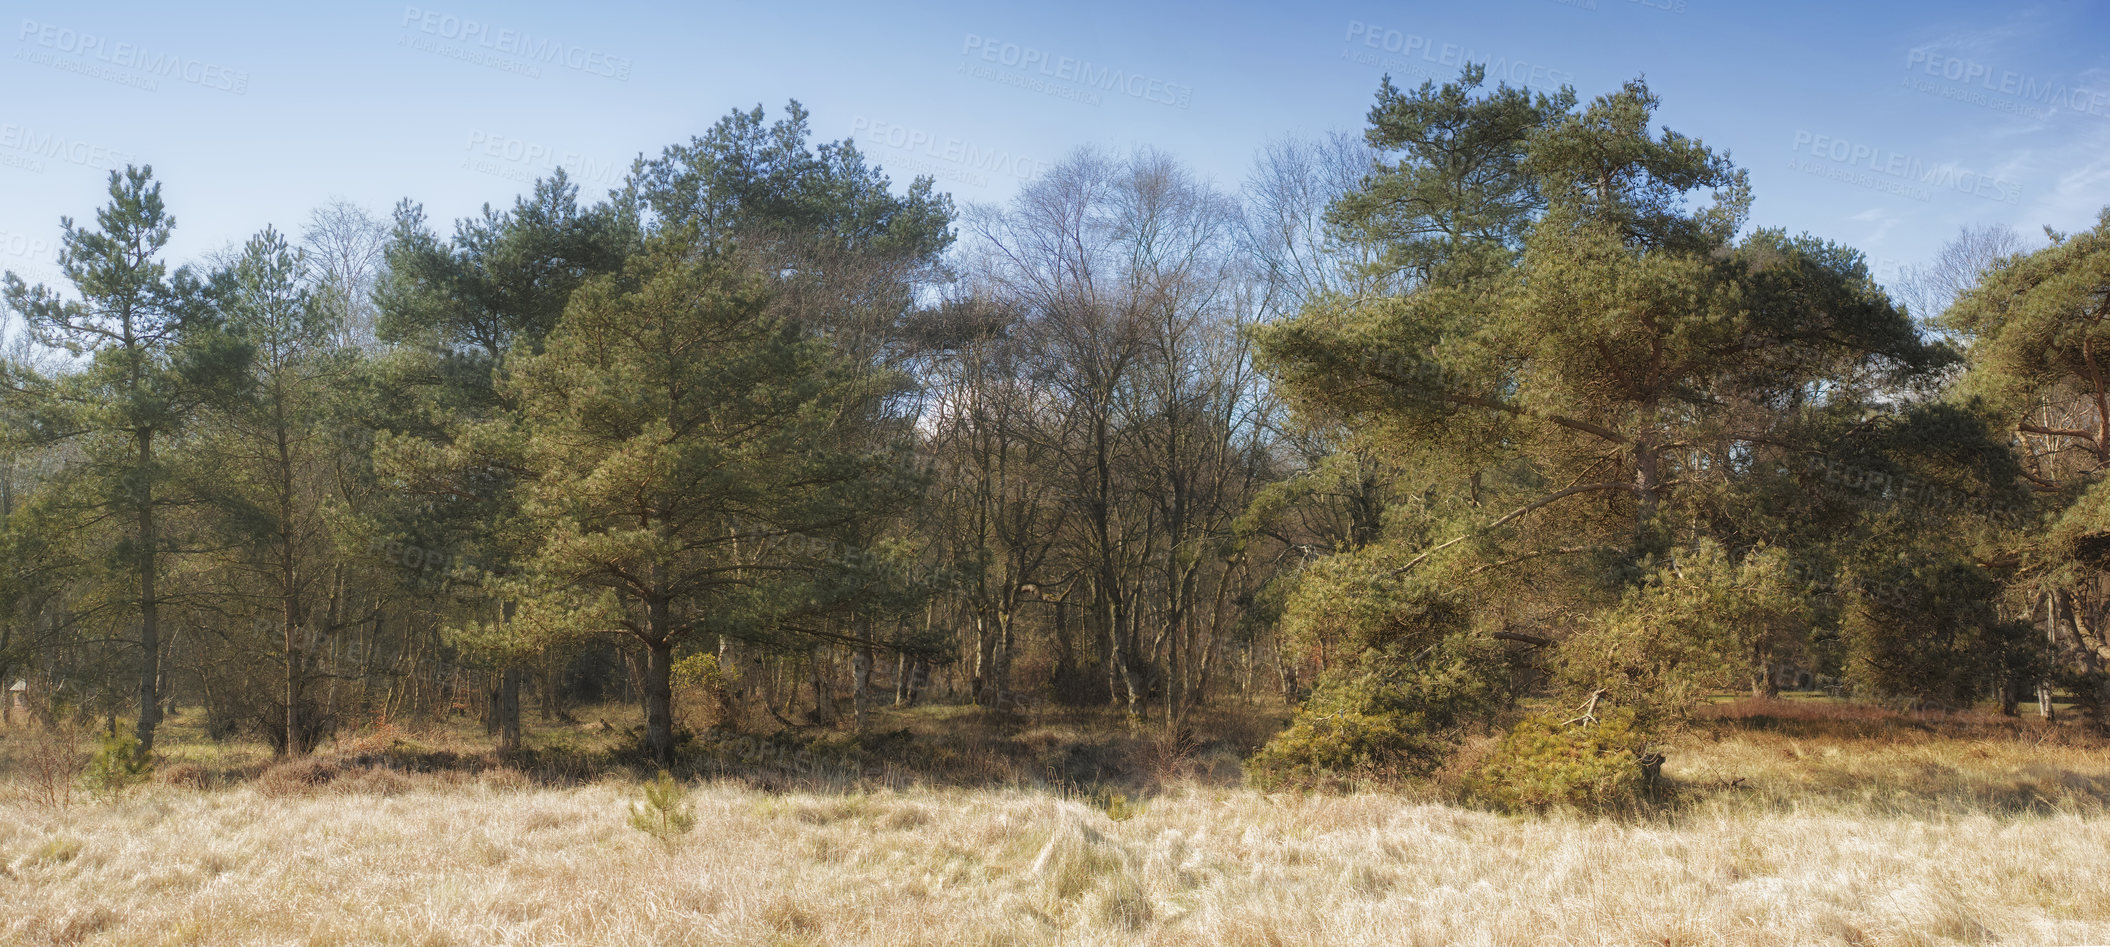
[504,230,921,760]
[2,165,250,753]
[672,653,738,731]
[376,169,627,358]
[1555,541,1810,725]
[1941,207,2110,412]
[1248,629,1506,790]
[1248,67,1985,791]
[1247,690,1438,790]
[672,652,728,695]
[1464,707,1651,813]
[1930,209,2110,716]
[82,732,153,801]
[1525,78,1749,249]
[626,770,696,842]
[1838,549,2035,707]
[3,81,2094,789]
[1274,551,1467,659]
[1328,63,1575,286]
[635,100,955,265]
[504,239,916,632]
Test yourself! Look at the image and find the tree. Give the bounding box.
[964,147,1274,722]
[1941,208,2110,719]
[504,231,918,762]
[0,327,69,726]
[1894,223,2025,324]
[1252,72,1960,773]
[2,166,243,753]
[1241,131,1385,310]
[914,293,1071,713]
[371,170,629,750]
[635,100,955,358]
[636,103,957,722]
[302,200,391,350]
[1327,65,1574,287]
[205,226,351,753]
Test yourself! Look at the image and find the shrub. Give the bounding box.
[1246,698,1436,790]
[157,762,211,789]
[1464,707,1652,813]
[1838,552,2037,709]
[14,722,88,809]
[81,732,153,802]
[672,653,738,732]
[1246,633,1505,790]
[256,757,343,797]
[627,770,696,842]
[1552,541,1809,727]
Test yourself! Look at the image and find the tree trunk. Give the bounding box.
[972,611,995,705]
[852,639,873,731]
[539,657,558,723]
[1752,646,1778,700]
[643,637,674,763]
[496,664,523,753]
[903,657,927,706]
[807,648,833,725]
[1632,441,1662,543]
[989,611,1014,714]
[134,430,163,754]
[284,595,301,755]
[1105,588,1147,718]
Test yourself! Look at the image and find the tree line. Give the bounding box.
[3,71,2106,780]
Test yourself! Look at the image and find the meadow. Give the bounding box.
[5,700,2110,946]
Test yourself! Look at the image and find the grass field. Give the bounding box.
[5,699,2110,946]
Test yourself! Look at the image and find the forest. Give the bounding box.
[4,63,2110,810]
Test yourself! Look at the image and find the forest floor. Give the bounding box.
[4,698,2110,945]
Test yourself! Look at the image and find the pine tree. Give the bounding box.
[504,230,918,762]
[1250,74,1971,778]
[207,226,350,754]
[369,170,628,751]
[2,166,245,754]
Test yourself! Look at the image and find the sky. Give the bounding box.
[3,0,2108,334]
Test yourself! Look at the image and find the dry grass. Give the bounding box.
[2,699,2109,945]
[1662,699,2110,818]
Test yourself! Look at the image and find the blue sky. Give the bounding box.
[3,0,2107,323]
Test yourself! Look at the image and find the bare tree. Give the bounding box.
[961,148,1273,721]
[302,199,390,350]
[1892,222,2026,324]
[1240,131,1383,314]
